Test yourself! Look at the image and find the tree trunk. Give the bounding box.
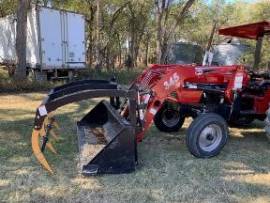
[95,0,102,69]
[167,0,196,38]
[127,27,135,69]
[155,6,163,64]
[253,37,263,70]
[42,0,49,6]
[85,3,96,68]
[156,0,196,64]
[144,37,149,66]
[105,47,110,69]
[87,33,93,67]
[206,0,222,51]
[117,34,122,68]
[206,21,217,51]
[14,0,29,80]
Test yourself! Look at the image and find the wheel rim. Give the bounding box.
[198,124,223,152]
[161,109,181,128]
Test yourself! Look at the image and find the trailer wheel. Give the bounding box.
[34,70,47,81]
[68,70,74,81]
[154,105,185,132]
[186,113,228,158]
[27,68,35,81]
[264,106,270,142]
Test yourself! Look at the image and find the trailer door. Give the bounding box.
[65,12,85,68]
[39,7,62,69]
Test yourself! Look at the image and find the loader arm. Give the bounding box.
[31,80,137,174]
[135,68,189,141]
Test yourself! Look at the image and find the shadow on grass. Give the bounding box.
[0,97,103,201]
[0,109,36,118]
[15,92,48,101]
[1,97,270,202]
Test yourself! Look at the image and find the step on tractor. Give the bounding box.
[31,21,270,175]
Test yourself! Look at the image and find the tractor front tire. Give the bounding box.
[154,106,185,132]
[264,106,270,142]
[186,113,228,158]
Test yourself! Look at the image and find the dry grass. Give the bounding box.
[1,93,270,203]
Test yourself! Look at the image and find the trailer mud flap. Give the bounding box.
[77,100,136,175]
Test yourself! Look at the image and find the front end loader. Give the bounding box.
[31,63,246,175]
[32,63,204,175]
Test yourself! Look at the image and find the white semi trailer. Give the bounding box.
[0,5,85,80]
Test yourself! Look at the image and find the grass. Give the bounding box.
[1,93,270,202]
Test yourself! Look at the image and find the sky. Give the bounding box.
[225,0,255,2]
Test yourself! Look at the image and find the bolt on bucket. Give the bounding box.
[77,100,137,175]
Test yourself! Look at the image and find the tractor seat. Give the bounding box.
[256,80,270,89]
[245,80,270,96]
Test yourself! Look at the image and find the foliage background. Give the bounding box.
[0,0,269,72]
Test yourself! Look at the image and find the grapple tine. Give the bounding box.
[40,126,46,137]
[52,120,60,130]
[50,129,59,140]
[48,114,60,130]
[39,118,58,153]
[31,130,54,174]
[46,142,58,154]
[42,116,60,140]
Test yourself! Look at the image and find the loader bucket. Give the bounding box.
[31,79,138,175]
[77,100,137,175]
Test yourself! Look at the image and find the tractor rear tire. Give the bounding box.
[154,105,185,132]
[186,113,228,158]
[264,106,270,142]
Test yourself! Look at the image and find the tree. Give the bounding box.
[4,0,269,74]
[0,0,17,17]
[125,1,151,68]
[14,0,30,80]
[95,0,102,69]
[155,0,196,64]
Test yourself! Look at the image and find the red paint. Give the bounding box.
[219,21,270,39]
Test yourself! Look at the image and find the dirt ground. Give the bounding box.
[1,93,270,203]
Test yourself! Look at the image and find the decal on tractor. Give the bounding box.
[164,73,180,90]
[233,73,244,90]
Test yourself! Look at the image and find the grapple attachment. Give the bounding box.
[31,80,138,175]
[77,100,136,175]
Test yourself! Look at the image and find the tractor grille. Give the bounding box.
[140,69,163,87]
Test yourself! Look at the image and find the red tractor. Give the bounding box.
[31,21,270,175]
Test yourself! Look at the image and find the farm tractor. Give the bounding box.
[31,21,270,175]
